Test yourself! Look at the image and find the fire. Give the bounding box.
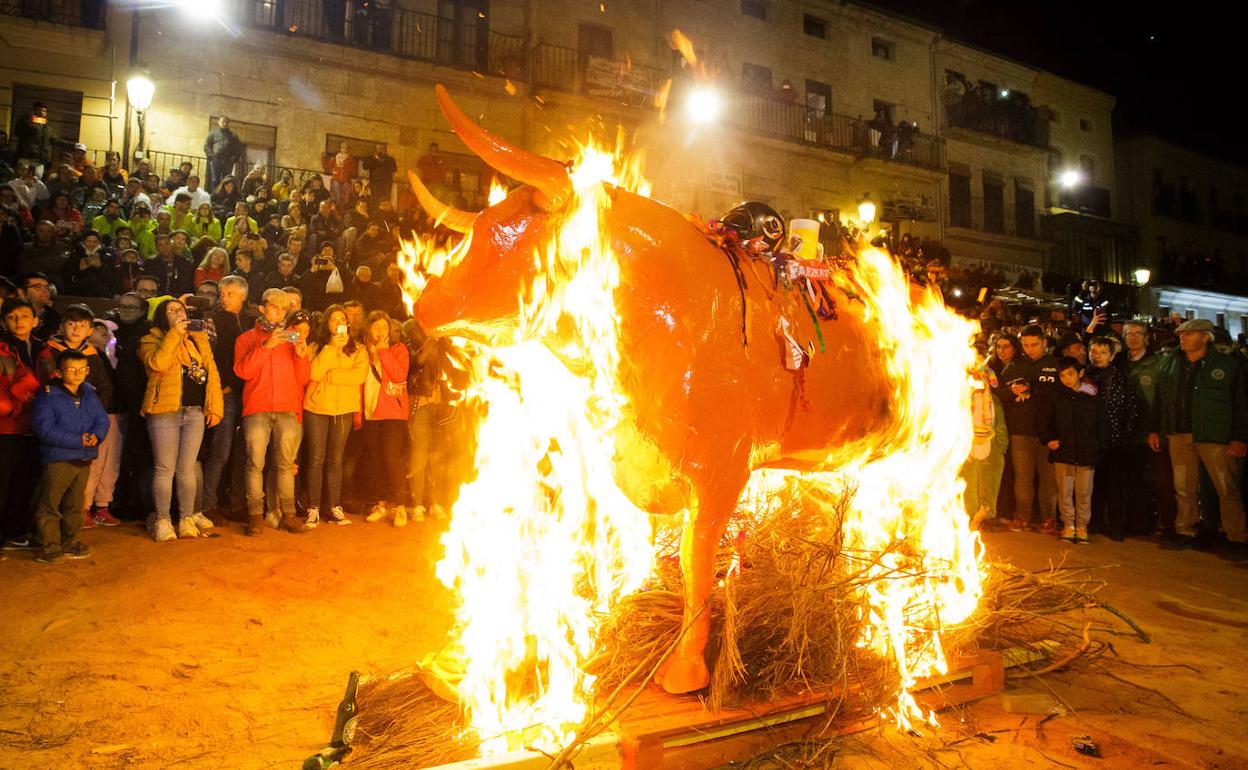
[398,135,982,751]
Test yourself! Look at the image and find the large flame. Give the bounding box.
[399,136,982,752]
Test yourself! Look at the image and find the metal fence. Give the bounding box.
[86,148,338,197]
[0,0,105,28]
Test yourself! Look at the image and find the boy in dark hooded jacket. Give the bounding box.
[1043,357,1107,544]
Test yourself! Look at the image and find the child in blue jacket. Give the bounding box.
[31,349,109,564]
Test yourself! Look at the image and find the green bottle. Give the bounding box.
[331,670,361,749]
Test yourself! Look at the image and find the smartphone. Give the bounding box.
[285,331,301,343]
[314,257,330,267]
[186,296,212,311]
[335,324,348,335]
[185,319,206,332]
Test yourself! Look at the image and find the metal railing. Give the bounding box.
[0,0,105,28]
[726,93,944,171]
[944,96,1047,149]
[949,194,1039,239]
[85,148,365,199]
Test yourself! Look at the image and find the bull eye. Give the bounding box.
[762,216,783,240]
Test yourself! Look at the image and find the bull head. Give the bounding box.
[410,86,574,343]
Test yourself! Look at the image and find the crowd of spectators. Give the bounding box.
[0,109,471,564]
[963,285,1248,561]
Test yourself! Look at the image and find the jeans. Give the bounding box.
[243,411,302,516]
[1009,435,1057,521]
[201,392,241,512]
[361,418,407,504]
[84,414,125,508]
[34,460,89,549]
[1054,462,1095,530]
[304,411,353,510]
[408,403,450,509]
[148,407,206,522]
[1168,433,1247,543]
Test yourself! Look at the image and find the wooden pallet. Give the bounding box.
[424,648,1020,770]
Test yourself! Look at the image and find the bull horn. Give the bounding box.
[407,170,475,234]
[435,84,572,211]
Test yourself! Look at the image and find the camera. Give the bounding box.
[185,319,206,333]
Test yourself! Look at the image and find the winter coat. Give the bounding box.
[143,255,196,297]
[234,323,312,417]
[362,342,409,421]
[1089,363,1140,450]
[304,343,368,417]
[111,319,149,413]
[139,327,223,421]
[1042,382,1105,467]
[61,247,115,298]
[1126,351,1162,444]
[185,215,223,243]
[1151,348,1248,445]
[37,336,114,412]
[32,381,110,465]
[998,354,1059,438]
[14,114,55,162]
[0,342,40,435]
[89,214,130,242]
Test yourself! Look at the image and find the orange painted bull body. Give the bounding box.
[413,86,893,695]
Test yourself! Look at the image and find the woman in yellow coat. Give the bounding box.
[140,297,223,542]
[302,303,368,527]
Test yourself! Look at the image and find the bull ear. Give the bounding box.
[407,171,475,234]
[435,84,572,212]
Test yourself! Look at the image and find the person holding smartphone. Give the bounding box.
[302,304,367,526]
[361,310,410,526]
[140,298,223,541]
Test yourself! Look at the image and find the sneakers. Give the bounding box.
[189,512,215,532]
[1039,518,1059,535]
[177,517,200,539]
[365,504,388,523]
[430,504,447,520]
[245,514,265,537]
[82,512,96,529]
[1075,528,1090,545]
[150,517,177,542]
[1060,527,1076,543]
[328,506,351,525]
[89,506,121,527]
[2,535,34,551]
[35,547,66,564]
[1007,517,1030,532]
[412,505,427,523]
[264,510,281,529]
[63,540,93,560]
[393,505,408,527]
[305,507,321,528]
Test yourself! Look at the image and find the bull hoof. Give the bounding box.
[657,655,710,695]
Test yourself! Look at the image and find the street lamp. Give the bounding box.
[126,74,155,162]
[686,86,723,125]
[1058,168,1084,190]
[1134,268,1151,286]
[857,193,876,226]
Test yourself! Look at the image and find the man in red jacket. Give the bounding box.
[234,288,312,536]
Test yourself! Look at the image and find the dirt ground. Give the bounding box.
[1,519,1245,769]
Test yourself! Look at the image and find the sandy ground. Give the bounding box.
[0,519,1245,769]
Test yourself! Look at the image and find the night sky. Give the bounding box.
[866,1,1239,164]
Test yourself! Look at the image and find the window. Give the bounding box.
[577,23,614,59]
[871,37,894,60]
[949,171,972,228]
[1079,154,1095,178]
[1216,312,1227,329]
[741,0,767,20]
[1079,117,1093,132]
[13,84,83,144]
[742,62,773,92]
[983,175,1005,234]
[210,116,276,170]
[325,134,385,160]
[802,14,826,39]
[805,79,832,117]
[1015,182,1036,239]
[1186,309,1196,320]
[1241,316,1248,338]
[944,69,964,87]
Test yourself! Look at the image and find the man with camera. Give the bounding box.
[233,288,312,536]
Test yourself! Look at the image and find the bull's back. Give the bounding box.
[607,191,892,474]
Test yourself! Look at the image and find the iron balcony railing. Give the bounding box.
[944,95,1047,149]
[949,194,1040,239]
[86,149,342,197]
[1,0,105,28]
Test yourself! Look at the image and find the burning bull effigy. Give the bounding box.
[339,85,1065,767]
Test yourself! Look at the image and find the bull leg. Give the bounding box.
[657,467,748,695]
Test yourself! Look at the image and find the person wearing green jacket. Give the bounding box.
[186,202,223,243]
[1148,319,1248,560]
[89,200,130,244]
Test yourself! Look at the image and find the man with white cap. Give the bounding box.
[1148,318,1248,560]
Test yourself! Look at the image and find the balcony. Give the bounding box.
[239,0,524,73]
[1056,185,1112,219]
[949,195,1040,240]
[725,93,944,171]
[530,44,667,110]
[944,94,1047,149]
[1,0,106,28]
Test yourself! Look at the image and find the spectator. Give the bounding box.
[140,297,223,541]
[19,220,73,282]
[47,191,83,239]
[285,234,308,274]
[122,178,150,215]
[195,279,220,308]
[0,335,40,550]
[988,333,1020,379]
[2,296,47,370]
[282,286,303,312]
[1087,336,1141,540]
[1043,356,1102,544]
[167,193,195,233]
[963,354,1009,527]
[281,200,309,247]
[110,251,142,297]
[344,197,372,234]
[1002,325,1060,532]
[360,310,410,525]
[224,201,258,249]
[90,199,129,244]
[204,116,243,191]
[168,174,212,211]
[133,274,160,302]
[272,169,294,203]
[36,304,114,410]
[300,243,347,311]
[62,230,114,298]
[322,141,357,209]
[302,304,367,527]
[301,175,331,206]
[364,144,397,210]
[9,161,50,211]
[234,288,312,536]
[16,272,60,340]
[100,151,128,191]
[212,176,242,218]
[200,276,250,523]
[1150,319,1248,560]
[349,265,377,306]
[261,213,284,251]
[229,249,265,304]
[264,253,300,292]
[129,204,157,258]
[195,246,229,287]
[14,102,57,177]
[144,233,195,296]
[142,173,167,210]
[1123,321,1176,535]
[309,199,345,255]
[30,349,109,563]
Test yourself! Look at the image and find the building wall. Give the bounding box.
[1032,71,1116,204]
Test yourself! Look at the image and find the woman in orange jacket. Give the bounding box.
[360,310,410,526]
